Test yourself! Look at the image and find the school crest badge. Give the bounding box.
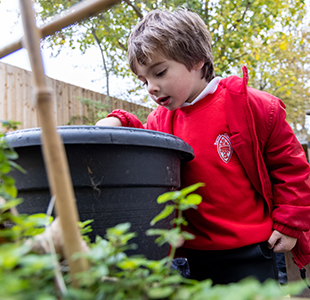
[214,133,233,163]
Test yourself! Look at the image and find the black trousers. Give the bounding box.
[186,242,278,285]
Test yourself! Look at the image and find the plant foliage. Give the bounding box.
[0,122,306,299]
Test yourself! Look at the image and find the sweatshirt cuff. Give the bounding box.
[107,110,129,127]
[273,222,302,239]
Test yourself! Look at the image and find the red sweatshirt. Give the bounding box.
[107,66,310,268]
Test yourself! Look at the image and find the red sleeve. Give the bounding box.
[107,109,145,129]
[107,108,161,131]
[264,100,310,238]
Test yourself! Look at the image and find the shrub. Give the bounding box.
[0,121,305,299]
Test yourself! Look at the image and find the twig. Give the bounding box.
[123,0,143,19]
[45,196,68,296]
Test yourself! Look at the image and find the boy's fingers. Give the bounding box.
[267,230,297,252]
[267,230,280,249]
[273,242,285,253]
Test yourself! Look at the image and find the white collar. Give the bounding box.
[181,76,222,107]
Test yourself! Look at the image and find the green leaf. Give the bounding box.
[157,191,181,203]
[9,161,26,173]
[1,175,15,184]
[147,286,174,299]
[146,228,168,237]
[173,217,188,226]
[20,254,54,273]
[106,222,131,236]
[0,198,23,211]
[117,257,147,270]
[0,162,10,174]
[24,227,45,236]
[119,232,137,244]
[145,274,164,283]
[172,287,193,300]
[161,274,183,285]
[4,185,17,198]
[92,264,109,277]
[182,231,196,241]
[3,149,19,160]
[178,194,202,211]
[180,183,205,197]
[79,219,94,235]
[183,194,202,205]
[150,205,175,226]
[27,213,53,227]
[0,243,31,269]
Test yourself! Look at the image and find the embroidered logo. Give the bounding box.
[214,133,233,163]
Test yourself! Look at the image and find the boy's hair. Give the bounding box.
[128,9,215,82]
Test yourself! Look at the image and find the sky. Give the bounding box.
[0,0,136,100]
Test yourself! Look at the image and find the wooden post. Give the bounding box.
[19,0,89,286]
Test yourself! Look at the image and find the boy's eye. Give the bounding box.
[156,70,166,77]
[142,81,148,86]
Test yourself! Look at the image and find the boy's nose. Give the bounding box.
[147,81,159,95]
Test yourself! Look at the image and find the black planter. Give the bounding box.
[5,126,194,260]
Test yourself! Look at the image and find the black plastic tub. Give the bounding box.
[5,126,194,260]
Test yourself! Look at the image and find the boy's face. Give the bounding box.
[136,55,207,111]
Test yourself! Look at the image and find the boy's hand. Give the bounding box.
[95,117,122,127]
[267,230,297,252]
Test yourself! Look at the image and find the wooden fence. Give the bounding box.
[0,61,151,129]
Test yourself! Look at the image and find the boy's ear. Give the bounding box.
[193,61,205,71]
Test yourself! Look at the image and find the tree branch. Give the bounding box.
[118,40,128,52]
[204,0,210,25]
[236,0,251,22]
[231,0,251,30]
[123,0,143,19]
[92,28,111,112]
[234,52,248,60]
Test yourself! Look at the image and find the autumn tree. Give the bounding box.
[34,0,309,131]
[249,27,310,135]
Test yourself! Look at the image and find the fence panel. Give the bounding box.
[0,62,152,129]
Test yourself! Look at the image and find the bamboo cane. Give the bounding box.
[19,0,90,287]
[0,0,121,59]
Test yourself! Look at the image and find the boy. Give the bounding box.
[96,9,310,284]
